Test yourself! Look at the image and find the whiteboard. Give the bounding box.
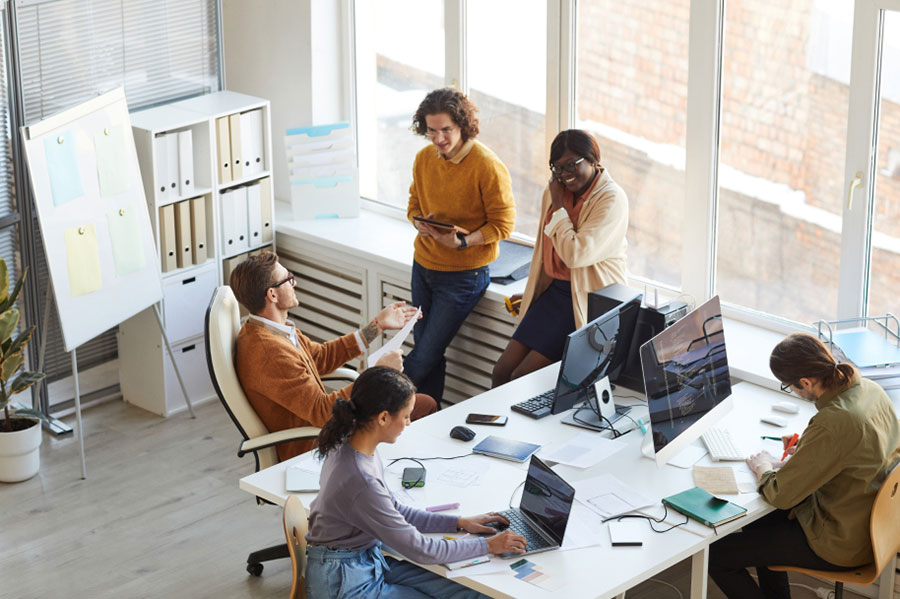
[22,87,163,352]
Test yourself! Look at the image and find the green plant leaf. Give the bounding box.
[3,326,35,362]
[6,407,47,423]
[1,352,24,382]
[0,267,26,314]
[0,258,8,304]
[9,370,45,395]
[0,308,18,344]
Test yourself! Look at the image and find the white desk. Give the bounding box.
[240,365,816,599]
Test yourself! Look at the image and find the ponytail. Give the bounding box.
[770,333,857,392]
[316,366,417,458]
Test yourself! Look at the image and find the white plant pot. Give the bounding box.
[0,418,42,482]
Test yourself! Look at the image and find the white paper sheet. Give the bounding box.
[543,432,626,469]
[446,557,510,578]
[367,307,421,367]
[572,473,654,520]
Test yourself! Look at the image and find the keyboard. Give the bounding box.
[701,427,745,461]
[494,508,553,555]
[511,390,554,419]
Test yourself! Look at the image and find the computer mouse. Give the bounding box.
[449,425,476,442]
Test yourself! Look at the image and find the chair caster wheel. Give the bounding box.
[247,562,264,577]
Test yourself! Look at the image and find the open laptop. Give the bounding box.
[489,455,576,558]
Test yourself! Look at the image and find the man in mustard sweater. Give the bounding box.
[405,88,516,403]
[230,252,437,461]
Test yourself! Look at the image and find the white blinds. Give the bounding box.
[16,0,220,124]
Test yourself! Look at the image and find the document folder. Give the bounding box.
[159,204,177,272]
[178,130,194,197]
[219,189,236,253]
[215,117,232,184]
[232,185,250,254]
[247,182,262,245]
[153,133,169,202]
[241,109,264,176]
[661,487,747,528]
[228,113,243,181]
[174,200,193,268]
[165,132,180,197]
[189,197,207,264]
[259,176,273,243]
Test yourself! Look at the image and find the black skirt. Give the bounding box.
[511,279,577,361]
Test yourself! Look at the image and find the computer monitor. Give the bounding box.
[550,295,642,414]
[639,296,732,467]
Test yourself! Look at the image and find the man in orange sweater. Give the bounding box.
[230,252,437,461]
[406,88,516,403]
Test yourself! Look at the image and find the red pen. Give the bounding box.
[781,433,799,461]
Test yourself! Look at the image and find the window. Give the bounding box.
[575,0,690,290]
[355,0,444,209]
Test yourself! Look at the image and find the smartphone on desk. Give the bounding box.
[466,413,508,426]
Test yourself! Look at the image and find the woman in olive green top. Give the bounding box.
[709,333,900,599]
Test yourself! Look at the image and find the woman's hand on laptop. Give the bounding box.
[458,512,510,534]
[486,530,527,556]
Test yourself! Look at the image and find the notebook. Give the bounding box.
[662,486,747,528]
[472,436,541,462]
[284,467,320,492]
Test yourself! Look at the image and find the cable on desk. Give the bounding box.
[603,503,689,533]
[385,453,475,490]
[386,457,426,488]
[571,402,623,437]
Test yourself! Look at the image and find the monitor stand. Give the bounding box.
[640,430,655,460]
[560,378,632,432]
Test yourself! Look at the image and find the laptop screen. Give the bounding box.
[519,456,576,545]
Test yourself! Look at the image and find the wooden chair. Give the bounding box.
[204,285,356,576]
[769,462,900,599]
[283,495,310,599]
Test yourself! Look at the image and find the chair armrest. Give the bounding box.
[322,367,358,383]
[238,426,321,456]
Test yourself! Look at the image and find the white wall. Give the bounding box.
[222,0,351,203]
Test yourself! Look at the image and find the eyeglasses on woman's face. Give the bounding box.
[549,157,585,175]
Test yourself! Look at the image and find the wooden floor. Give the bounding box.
[0,398,862,599]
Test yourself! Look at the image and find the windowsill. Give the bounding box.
[275,202,786,391]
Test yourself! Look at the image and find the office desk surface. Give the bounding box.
[240,366,816,599]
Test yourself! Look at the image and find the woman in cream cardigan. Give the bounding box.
[492,130,628,387]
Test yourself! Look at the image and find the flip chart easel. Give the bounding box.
[22,87,195,479]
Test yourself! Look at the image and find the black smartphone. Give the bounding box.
[465,413,508,426]
[401,467,426,489]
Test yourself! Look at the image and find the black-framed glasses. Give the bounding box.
[780,382,793,393]
[268,275,295,290]
[549,157,585,175]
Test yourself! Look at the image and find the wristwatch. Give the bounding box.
[456,232,468,250]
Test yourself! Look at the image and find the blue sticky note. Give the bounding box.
[44,130,85,207]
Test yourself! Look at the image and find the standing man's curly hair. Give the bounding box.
[411,88,480,142]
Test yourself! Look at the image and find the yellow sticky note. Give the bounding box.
[64,224,102,297]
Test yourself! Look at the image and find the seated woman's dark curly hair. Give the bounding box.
[411,88,480,142]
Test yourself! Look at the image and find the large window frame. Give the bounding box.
[353,0,898,331]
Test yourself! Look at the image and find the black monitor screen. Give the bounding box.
[639,296,731,454]
[552,298,641,414]
[519,456,575,545]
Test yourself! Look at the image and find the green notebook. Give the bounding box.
[662,486,747,528]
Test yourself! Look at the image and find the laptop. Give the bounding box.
[489,456,576,558]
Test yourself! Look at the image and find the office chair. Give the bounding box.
[769,462,900,599]
[283,495,309,599]
[204,285,357,576]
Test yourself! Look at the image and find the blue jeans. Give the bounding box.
[305,543,488,599]
[404,261,490,402]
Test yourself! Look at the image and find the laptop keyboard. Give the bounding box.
[494,508,552,553]
[511,390,554,419]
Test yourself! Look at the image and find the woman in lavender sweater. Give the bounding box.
[305,367,526,599]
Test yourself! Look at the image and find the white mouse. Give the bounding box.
[772,401,799,414]
[761,415,788,427]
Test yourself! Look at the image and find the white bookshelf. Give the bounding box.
[119,91,275,417]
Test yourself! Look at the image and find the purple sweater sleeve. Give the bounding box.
[393,497,458,533]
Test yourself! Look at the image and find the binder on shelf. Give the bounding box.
[178,130,195,196]
[153,133,169,201]
[174,200,193,268]
[189,197,207,264]
[219,189,236,253]
[215,116,232,184]
[228,113,243,181]
[247,181,262,245]
[232,185,250,254]
[165,131,180,197]
[222,253,245,287]
[259,176,273,243]
[159,204,177,272]
[241,108,264,176]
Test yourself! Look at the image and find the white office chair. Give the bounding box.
[204,285,357,576]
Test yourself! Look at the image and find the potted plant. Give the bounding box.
[0,258,46,482]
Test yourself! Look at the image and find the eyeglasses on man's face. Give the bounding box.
[549,157,585,175]
[269,275,295,290]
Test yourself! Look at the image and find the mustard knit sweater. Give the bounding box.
[407,139,516,271]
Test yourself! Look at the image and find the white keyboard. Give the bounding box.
[701,427,745,461]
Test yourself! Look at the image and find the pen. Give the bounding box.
[426,502,460,513]
[761,436,781,441]
[781,433,799,461]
